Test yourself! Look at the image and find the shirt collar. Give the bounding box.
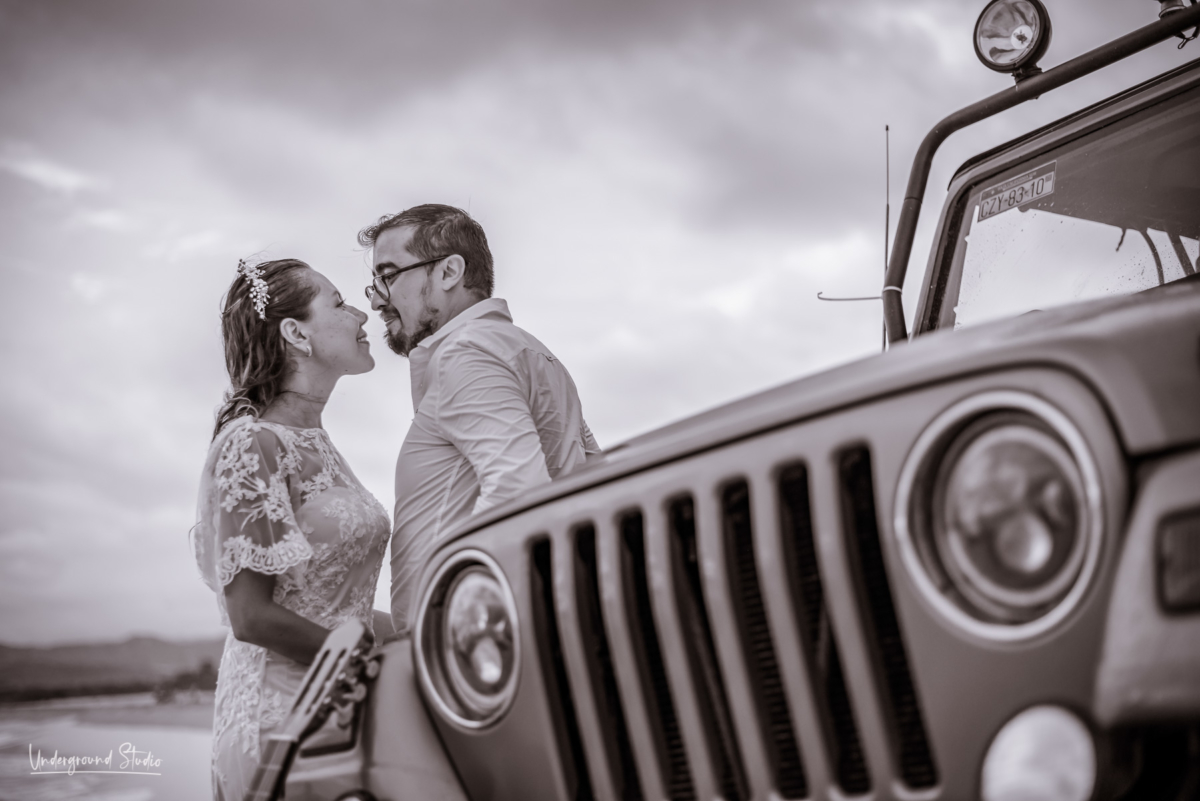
[409,298,512,409]
[418,297,511,352]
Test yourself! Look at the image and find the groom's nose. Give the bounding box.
[369,292,388,313]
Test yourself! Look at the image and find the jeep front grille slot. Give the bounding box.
[531,537,594,801]
[721,481,808,799]
[778,464,871,795]
[669,496,749,801]
[838,447,939,789]
[621,511,697,801]
[573,525,643,800]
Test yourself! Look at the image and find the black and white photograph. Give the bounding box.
[1,0,1198,799]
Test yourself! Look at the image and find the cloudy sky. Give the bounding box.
[0,0,1188,646]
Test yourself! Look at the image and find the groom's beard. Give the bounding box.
[385,294,440,357]
[386,318,436,357]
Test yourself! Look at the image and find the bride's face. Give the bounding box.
[297,269,375,376]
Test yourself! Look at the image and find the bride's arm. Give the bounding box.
[225,569,330,665]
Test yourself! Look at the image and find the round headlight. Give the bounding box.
[895,392,1103,641]
[974,0,1052,76]
[981,706,1095,801]
[443,567,515,716]
[932,418,1088,623]
[416,550,520,728]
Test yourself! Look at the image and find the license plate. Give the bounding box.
[979,161,1056,221]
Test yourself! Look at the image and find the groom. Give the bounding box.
[362,204,601,636]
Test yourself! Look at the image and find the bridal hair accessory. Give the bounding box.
[238,259,270,320]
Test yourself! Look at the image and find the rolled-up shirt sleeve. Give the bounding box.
[435,342,552,513]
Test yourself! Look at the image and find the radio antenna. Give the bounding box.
[816,123,891,312]
[881,124,890,349]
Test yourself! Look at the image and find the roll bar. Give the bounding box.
[882,3,1200,345]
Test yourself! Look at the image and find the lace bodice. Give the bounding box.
[192,416,389,787]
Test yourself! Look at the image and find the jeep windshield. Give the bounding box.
[932,82,1200,331]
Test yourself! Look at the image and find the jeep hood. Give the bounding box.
[463,278,1200,535]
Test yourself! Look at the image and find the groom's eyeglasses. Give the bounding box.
[364,254,452,303]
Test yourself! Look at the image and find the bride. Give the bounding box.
[191,258,390,801]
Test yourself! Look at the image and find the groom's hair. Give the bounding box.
[358,204,494,298]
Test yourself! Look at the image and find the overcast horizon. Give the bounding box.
[0,0,1189,646]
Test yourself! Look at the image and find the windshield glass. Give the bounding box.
[933,83,1200,331]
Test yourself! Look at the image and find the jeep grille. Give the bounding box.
[529,446,937,799]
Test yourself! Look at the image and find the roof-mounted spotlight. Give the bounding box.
[974,0,1053,82]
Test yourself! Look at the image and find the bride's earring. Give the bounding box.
[302,345,313,357]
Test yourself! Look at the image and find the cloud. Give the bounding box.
[72,208,139,233]
[0,152,102,195]
[69,273,106,302]
[143,228,227,263]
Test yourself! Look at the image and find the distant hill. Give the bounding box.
[0,635,225,702]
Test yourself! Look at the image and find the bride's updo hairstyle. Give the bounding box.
[213,258,319,439]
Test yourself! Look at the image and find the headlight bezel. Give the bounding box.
[415,549,521,729]
[894,391,1104,642]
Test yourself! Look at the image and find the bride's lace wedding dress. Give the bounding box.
[192,417,389,801]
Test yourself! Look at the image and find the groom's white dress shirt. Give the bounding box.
[389,298,600,633]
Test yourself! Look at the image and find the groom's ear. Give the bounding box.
[436,254,467,291]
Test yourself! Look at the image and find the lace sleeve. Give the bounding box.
[193,419,313,592]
